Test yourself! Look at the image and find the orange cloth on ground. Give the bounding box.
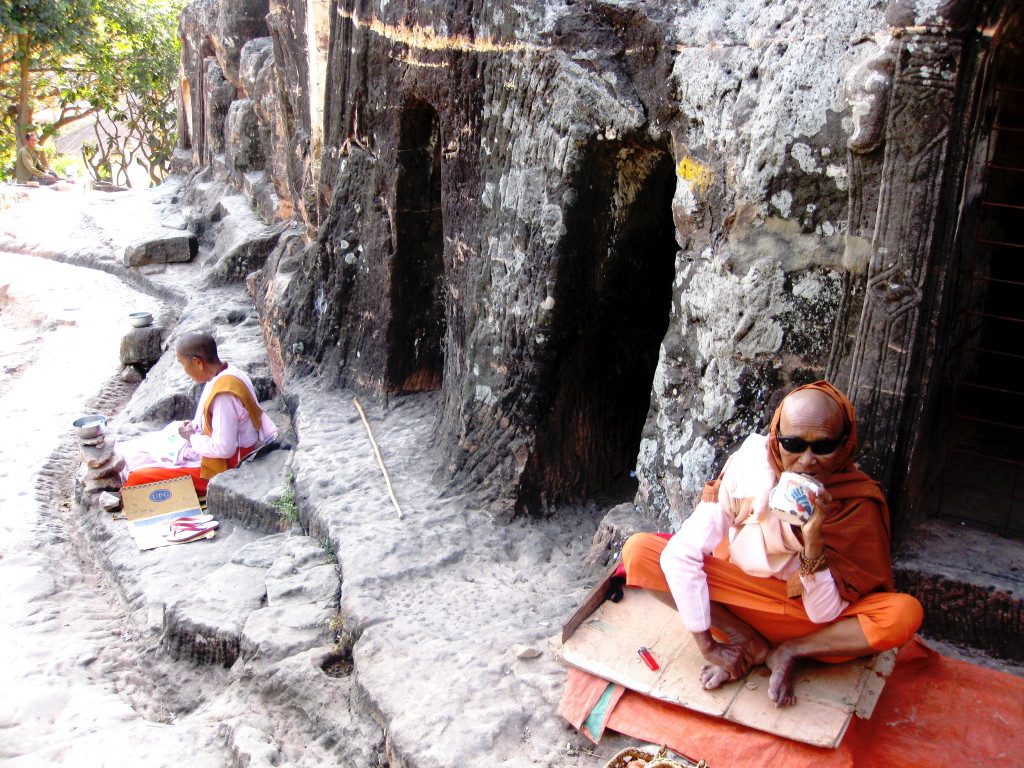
[122,443,256,493]
[559,638,1023,768]
[622,533,921,653]
[122,465,209,494]
[199,374,265,480]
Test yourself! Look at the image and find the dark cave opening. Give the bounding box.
[387,97,446,393]
[936,15,1024,537]
[520,141,678,512]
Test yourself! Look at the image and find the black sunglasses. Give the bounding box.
[777,435,845,455]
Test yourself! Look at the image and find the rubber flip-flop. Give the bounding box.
[165,519,220,537]
[173,514,214,525]
[165,528,216,544]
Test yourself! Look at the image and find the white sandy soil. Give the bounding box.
[1,184,1018,768]
[0,251,236,765]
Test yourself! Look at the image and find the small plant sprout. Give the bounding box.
[272,474,299,523]
[321,537,338,564]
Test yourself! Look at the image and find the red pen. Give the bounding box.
[637,646,659,671]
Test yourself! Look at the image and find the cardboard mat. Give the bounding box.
[556,587,894,748]
[121,476,210,550]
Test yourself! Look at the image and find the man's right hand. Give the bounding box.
[692,630,756,681]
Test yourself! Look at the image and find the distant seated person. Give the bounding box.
[620,381,923,708]
[118,330,277,494]
[15,132,62,185]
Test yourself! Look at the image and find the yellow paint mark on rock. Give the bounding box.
[677,157,714,194]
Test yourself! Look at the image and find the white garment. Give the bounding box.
[659,434,847,633]
[185,364,276,460]
[117,421,192,471]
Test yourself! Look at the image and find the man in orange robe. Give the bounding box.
[621,381,923,707]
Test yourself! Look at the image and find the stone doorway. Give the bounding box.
[387,97,446,393]
[936,16,1024,537]
[180,78,193,149]
[518,141,677,512]
[197,39,216,165]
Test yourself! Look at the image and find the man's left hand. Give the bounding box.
[800,486,832,560]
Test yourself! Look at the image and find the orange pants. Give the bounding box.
[621,532,922,654]
[122,444,256,494]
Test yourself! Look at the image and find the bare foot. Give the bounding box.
[699,664,732,690]
[765,644,798,707]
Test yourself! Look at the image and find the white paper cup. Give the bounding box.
[768,472,823,525]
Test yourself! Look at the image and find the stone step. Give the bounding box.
[160,533,339,667]
[205,446,294,534]
[894,519,1023,662]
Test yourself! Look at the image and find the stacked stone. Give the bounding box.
[78,432,125,511]
[120,324,165,382]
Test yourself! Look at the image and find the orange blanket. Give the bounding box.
[559,638,1022,767]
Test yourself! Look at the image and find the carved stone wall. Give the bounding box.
[177,0,1013,525]
[830,1,1012,539]
[179,0,329,225]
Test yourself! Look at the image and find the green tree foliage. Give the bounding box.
[1,0,97,168]
[0,0,183,185]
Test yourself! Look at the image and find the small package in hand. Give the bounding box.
[769,472,823,525]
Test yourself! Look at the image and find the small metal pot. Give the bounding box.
[73,414,107,439]
[128,311,154,328]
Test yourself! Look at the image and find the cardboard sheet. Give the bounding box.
[121,476,209,550]
[556,587,895,748]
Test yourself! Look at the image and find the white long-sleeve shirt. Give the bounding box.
[184,364,276,461]
[659,434,848,633]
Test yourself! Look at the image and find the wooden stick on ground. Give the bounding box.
[353,396,405,519]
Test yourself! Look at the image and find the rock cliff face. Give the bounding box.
[177,0,1018,531]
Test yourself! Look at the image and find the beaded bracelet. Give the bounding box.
[799,550,829,576]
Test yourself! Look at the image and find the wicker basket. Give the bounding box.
[601,746,658,768]
[600,745,706,768]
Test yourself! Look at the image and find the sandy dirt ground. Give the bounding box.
[0,252,231,766]
[0,187,620,768]
[1,185,1019,768]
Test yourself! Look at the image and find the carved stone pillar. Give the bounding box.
[835,32,963,484]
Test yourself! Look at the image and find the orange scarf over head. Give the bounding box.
[766,381,894,602]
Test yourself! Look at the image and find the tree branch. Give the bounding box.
[49,111,97,132]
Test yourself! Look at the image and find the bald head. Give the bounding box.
[777,388,848,479]
[176,330,221,364]
[780,389,845,434]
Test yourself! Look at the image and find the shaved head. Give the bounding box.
[176,330,220,364]
[777,388,848,479]
[780,389,845,433]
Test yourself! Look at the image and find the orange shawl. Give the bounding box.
[199,374,264,480]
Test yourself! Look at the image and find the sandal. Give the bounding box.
[165,519,220,537]
[173,514,214,525]
[165,527,217,544]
